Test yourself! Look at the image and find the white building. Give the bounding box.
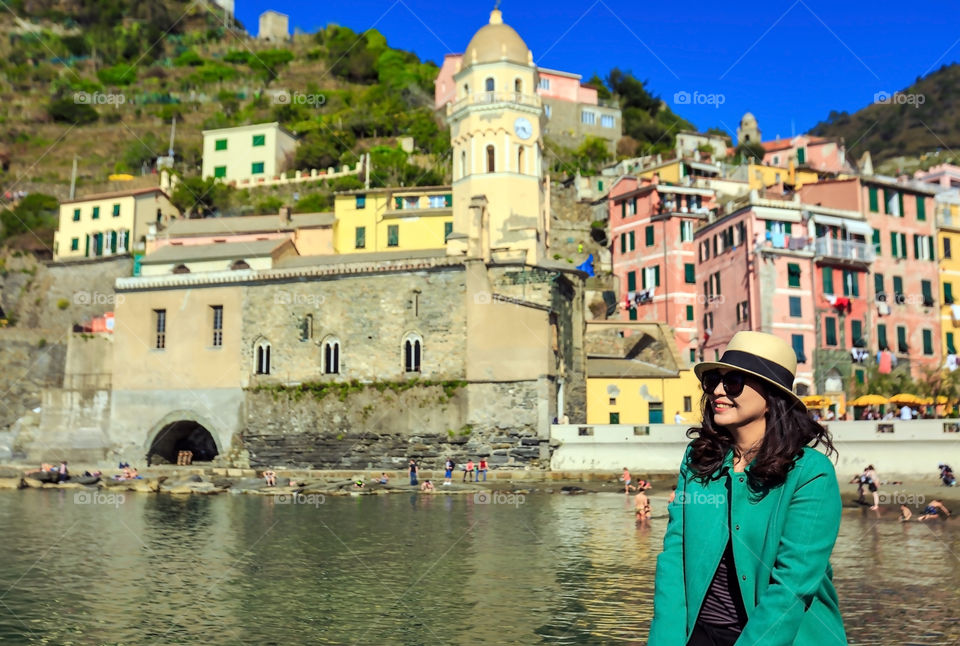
[201,122,298,184]
[258,10,289,42]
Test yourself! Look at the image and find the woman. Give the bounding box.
[648,331,846,646]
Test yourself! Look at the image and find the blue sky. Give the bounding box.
[236,0,960,144]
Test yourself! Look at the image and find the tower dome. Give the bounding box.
[464,9,531,66]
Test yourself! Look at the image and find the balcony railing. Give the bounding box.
[814,236,875,262]
[448,92,541,113]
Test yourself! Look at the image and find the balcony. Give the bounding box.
[448,92,541,115]
[814,236,875,263]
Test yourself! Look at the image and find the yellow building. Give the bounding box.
[53,187,180,261]
[445,8,548,264]
[584,321,703,425]
[332,186,453,253]
[746,162,818,190]
[938,193,960,356]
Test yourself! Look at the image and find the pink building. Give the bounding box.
[694,200,816,394]
[608,175,716,364]
[434,54,621,151]
[761,135,849,174]
[914,163,960,189]
[802,176,941,378]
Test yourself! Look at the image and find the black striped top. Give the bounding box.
[697,539,748,630]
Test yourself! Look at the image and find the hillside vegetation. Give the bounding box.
[0,0,696,244]
[810,63,960,166]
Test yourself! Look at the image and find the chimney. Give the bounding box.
[279,205,292,226]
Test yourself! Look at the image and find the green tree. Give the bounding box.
[294,192,331,213]
[97,64,136,86]
[171,177,234,217]
[0,193,58,240]
[584,73,612,101]
[248,48,294,85]
[48,97,98,124]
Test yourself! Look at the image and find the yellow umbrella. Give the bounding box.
[849,394,888,406]
[889,393,923,405]
[107,173,134,181]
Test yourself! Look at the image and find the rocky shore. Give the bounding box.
[1,466,955,512]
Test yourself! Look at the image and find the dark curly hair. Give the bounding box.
[686,374,836,488]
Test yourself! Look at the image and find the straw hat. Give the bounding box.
[694,331,801,405]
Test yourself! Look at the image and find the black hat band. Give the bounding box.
[719,350,795,391]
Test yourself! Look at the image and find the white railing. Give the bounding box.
[814,236,875,262]
[448,92,541,113]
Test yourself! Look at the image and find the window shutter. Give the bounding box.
[928,236,935,261]
[872,229,881,254]
[877,324,887,350]
[654,265,661,287]
[621,201,626,218]
[946,282,954,304]
[823,267,834,294]
[868,187,879,212]
[917,195,926,220]
[874,273,883,296]
[641,269,647,289]
[914,234,920,259]
[620,234,626,254]
[629,231,635,250]
[890,231,898,257]
[627,271,636,291]
[898,193,905,217]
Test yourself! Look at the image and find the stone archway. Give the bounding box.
[145,412,224,465]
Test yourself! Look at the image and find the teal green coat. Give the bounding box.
[648,443,847,645]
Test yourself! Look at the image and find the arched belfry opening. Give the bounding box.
[148,420,219,464]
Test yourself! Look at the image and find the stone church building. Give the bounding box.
[34,10,588,469]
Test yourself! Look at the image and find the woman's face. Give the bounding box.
[706,368,769,429]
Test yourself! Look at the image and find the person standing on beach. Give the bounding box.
[408,459,418,486]
[620,467,632,493]
[863,465,880,510]
[649,331,846,646]
[443,458,454,486]
[463,459,475,482]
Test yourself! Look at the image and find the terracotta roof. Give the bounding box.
[61,187,170,205]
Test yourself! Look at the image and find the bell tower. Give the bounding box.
[446,8,547,264]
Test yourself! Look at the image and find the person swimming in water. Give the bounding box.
[916,500,951,521]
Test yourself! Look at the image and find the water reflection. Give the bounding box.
[0,490,957,644]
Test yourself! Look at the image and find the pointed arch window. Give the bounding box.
[486,145,495,173]
[255,340,271,375]
[403,334,422,373]
[323,337,341,374]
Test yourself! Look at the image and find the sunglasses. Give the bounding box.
[700,370,747,398]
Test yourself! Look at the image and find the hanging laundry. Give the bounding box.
[952,304,960,326]
[878,350,892,374]
[770,230,786,248]
[878,302,891,316]
[947,354,958,372]
[850,348,869,363]
[825,294,838,306]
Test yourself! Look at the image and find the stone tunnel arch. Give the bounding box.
[146,412,224,465]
